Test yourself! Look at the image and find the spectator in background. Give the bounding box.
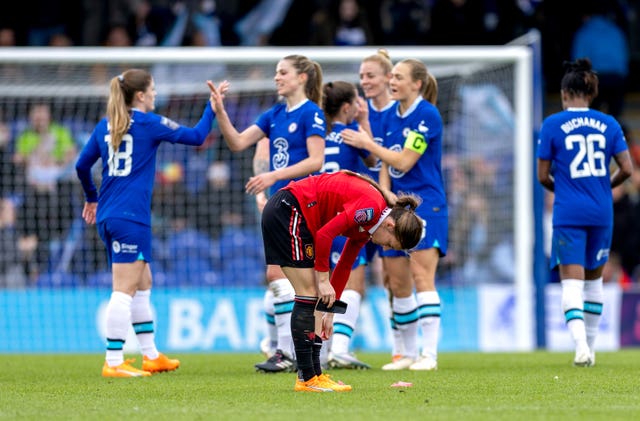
[310,0,374,46]
[0,198,26,288]
[380,0,429,45]
[13,103,78,280]
[0,28,16,46]
[571,1,630,119]
[0,118,16,198]
[429,0,486,45]
[610,176,640,279]
[194,160,248,240]
[234,0,294,46]
[103,24,133,47]
[127,0,179,47]
[602,251,633,291]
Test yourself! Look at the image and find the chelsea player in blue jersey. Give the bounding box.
[356,49,409,363]
[537,58,632,367]
[343,58,446,371]
[208,55,326,373]
[76,68,218,377]
[320,81,375,370]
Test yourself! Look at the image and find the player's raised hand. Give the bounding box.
[206,80,230,114]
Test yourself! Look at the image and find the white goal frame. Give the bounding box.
[0,45,534,350]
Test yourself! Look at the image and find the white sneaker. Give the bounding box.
[259,337,276,359]
[409,355,438,371]
[328,352,371,370]
[588,350,596,367]
[573,343,593,367]
[381,356,415,371]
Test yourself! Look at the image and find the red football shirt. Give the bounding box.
[284,172,389,296]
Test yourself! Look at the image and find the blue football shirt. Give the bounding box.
[537,107,628,227]
[255,99,326,194]
[358,98,396,181]
[322,121,370,173]
[382,97,447,216]
[76,105,214,226]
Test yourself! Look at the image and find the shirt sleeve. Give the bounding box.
[537,121,552,160]
[314,212,352,273]
[153,104,215,146]
[330,237,368,299]
[75,131,101,202]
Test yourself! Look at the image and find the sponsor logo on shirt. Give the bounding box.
[160,116,180,130]
[312,112,325,130]
[288,122,297,133]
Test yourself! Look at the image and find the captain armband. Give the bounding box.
[403,130,427,154]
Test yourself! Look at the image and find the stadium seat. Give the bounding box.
[218,227,264,261]
[85,270,113,288]
[36,272,83,288]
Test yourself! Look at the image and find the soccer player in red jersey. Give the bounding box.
[262,170,423,391]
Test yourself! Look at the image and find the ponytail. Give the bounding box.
[106,68,152,151]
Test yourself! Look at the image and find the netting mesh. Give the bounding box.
[0,52,517,289]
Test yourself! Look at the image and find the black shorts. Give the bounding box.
[262,190,315,268]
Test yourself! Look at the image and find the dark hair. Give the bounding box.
[389,195,423,249]
[106,68,152,151]
[322,81,357,132]
[342,170,423,249]
[560,58,599,103]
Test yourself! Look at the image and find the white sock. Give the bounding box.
[416,290,441,360]
[263,289,277,349]
[386,289,404,357]
[393,295,418,359]
[105,291,132,367]
[561,279,587,346]
[583,277,604,351]
[331,289,361,355]
[131,289,159,360]
[270,278,295,359]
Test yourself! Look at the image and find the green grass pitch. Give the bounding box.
[1,351,639,420]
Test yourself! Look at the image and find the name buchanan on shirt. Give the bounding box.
[561,116,607,134]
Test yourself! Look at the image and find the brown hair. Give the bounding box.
[398,58,438,105]
[106,68,152,151]
[561,58,599,104]
[342,170,423,249]
[284,54,324,108]
[322,81,357,133]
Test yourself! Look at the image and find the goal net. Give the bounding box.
[0,45,534,352]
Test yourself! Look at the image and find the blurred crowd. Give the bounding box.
[1,1,638,93]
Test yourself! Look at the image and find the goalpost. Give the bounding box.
[0,45,535,352]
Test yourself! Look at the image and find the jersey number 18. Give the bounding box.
[105,134,133,177]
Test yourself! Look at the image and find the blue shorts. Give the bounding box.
[381,214,448,258]
[330,236,367,270]
[550,225,611,270]
[364,241,381,263]
[97,218,152,265]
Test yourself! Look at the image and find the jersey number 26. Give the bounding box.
[565,133,606,179]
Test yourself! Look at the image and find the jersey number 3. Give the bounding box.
[565,133,606,179]
[105,134,133,177]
